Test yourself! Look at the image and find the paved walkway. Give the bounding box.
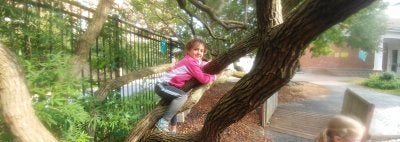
[265,72,400,142]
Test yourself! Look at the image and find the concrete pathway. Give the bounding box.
[265,72,400,142]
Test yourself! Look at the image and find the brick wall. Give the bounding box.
[300,45,374,69]
[299,45,375,76]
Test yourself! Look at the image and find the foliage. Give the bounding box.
[0,0,74,56]
[130,0,387,59]
[127,0,256,58]
[85,91,160,141]
[345,1,388,51]
[0,1,169,140]
[18,51,160,141]
[19,51,89,141]
[0,0,169,141]
[379,71,396,81]
[0,31,160,141]
[90,38,170,71]
[310,0,388,57]
[34,96,91,141]
[0,118,14,141]
[23,52,81,96]
[127,0,183,36]
[183,0,256,57]
[0,0,392,141]
[12,48,160,141]
[363,72,400,90]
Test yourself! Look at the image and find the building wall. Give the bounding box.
[382,38,400,74]
[298,19,400,76]
[383,44,388,72]
[299,45,375,76]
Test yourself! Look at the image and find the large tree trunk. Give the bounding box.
[0,43,58,142]
[199,0,374,141]
[126,0,375,141]
[0,0,376,141]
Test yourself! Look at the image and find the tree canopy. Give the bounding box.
[121,0,388,57]
[0,0,388,141]
[310,1,388,56]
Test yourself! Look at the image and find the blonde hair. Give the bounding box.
[315,115,365,142]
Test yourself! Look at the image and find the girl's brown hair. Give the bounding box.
[184,38,208,55]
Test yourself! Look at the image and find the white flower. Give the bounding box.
[45,92,52,96]
[4,17,11,22]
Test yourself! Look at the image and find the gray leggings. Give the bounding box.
[155,82,187,125]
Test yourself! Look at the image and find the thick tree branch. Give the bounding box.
[95,63,174,101]
[202,22,226,40]
[277,0,375,45]
[176,0,225,40]
[126,82,210,142]
[179,32,259,92]
[256,0,283,37]
[189,17,197,36]
[153,10,177,35]
[0,43,58,142]
[200,0,375,141]
[126,106,167,142]
[71,0,115,77]
[144,132,200,142]
[243,0,248,25]
[281,0,303,20]
[202,32,259,74]
[126,71,233,141]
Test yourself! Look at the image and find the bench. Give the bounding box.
[342,88,375,142]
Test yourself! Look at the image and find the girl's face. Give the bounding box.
[187,43,205,61]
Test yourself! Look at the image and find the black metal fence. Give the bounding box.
[0,0,180,112]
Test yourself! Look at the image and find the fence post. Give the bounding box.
[169,37,178,63]
[112,14,122,78]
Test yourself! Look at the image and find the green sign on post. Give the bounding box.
[160,39,167,54]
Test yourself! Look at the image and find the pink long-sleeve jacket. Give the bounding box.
[159,55,216,89]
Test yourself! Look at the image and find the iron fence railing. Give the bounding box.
[1,0,182,113]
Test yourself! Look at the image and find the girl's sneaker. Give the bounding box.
[155,118,170,132]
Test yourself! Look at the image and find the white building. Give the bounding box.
[380,19,400,74]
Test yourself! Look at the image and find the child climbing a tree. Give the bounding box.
[154,38,217,133]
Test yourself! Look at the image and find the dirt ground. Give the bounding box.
[178,80,329,142]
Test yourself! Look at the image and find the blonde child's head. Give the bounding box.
[316,115,365,142]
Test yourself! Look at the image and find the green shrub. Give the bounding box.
[34,96,91,141]
[363,72,400,90]
[379,72,396,81]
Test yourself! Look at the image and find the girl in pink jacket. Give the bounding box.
[154,38,216,133]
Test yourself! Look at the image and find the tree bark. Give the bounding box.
[126,71,234,142]
[126,0,375,141]
[281,0,302,19]
[0,43,58,142]
[0,0,376,141]
[199,0,374,141]
[125,104,202,142]
[71,0,115,77]
[95,63,174,101]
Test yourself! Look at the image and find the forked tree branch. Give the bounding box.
[187,0,247,29]
[176,0,226,40]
